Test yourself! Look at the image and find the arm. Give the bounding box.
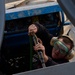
[28,22,53,46]
[34,22,53,41]
[33,42,57,67]
[45,56,58,67]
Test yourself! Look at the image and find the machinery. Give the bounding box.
[0,0,73,75]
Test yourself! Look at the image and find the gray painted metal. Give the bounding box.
[0,0,5,49]
[57,0,75,26]
[13,62,75,75]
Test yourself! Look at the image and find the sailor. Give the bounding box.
[28,22,74,69]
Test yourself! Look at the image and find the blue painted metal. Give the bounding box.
[64,22,71,25]
[4,2,65,46]
[61,10,64,25]
[3,2,65,48]
[5,3,62,21]
[4,27,60,46]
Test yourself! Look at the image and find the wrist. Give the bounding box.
[44,55,49,62]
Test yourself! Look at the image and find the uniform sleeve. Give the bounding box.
[34,22,53,46]
[45,56,58,67]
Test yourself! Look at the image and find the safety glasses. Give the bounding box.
[54,41,69,55]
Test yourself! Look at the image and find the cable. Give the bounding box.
[32,34,46,68]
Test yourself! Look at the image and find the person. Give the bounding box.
[28,22,74,69]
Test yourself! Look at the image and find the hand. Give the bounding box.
[28,24,38,35]
[37,38,43,44]
[34,43,49,62]
[33,43,45,56]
